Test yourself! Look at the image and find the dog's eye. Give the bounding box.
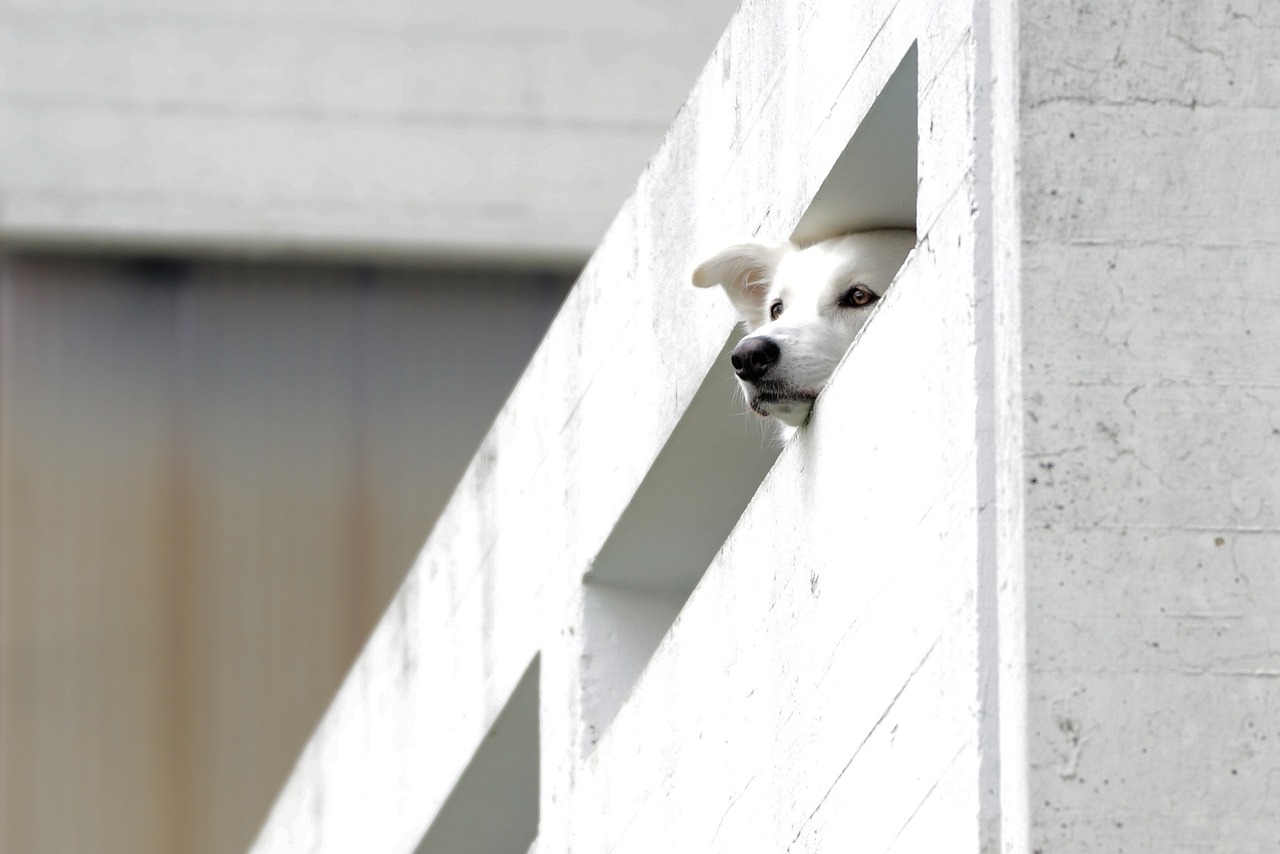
[769,300,784,320]
[838,286,878,308]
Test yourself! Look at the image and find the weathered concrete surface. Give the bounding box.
[252,0,1280,851]
[1018,0,1280,849]
[0,0,737,261]
[252,0,998,849]
[573,187,986,853]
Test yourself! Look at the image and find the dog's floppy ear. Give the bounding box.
[691,242,791,329]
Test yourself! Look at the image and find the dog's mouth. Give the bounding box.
[745,385,820,422]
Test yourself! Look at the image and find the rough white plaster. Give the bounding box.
[575,191,986,853]
[253,0,1280,851]
[250,0,991,850]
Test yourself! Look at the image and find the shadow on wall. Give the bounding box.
[413,658,540,854]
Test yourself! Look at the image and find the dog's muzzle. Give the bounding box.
[730,335,818,425]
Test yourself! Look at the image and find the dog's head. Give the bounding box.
[692,229,915,427]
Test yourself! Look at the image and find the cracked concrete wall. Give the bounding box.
[251,0,999,850]
[1018,0,1280,849]
[249,0,1280,851]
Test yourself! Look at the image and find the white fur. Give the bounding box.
[692,229,915,431]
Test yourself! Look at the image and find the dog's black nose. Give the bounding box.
[730,337,780,382]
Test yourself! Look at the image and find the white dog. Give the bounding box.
[691,229,915,428]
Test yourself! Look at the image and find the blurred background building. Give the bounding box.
[0,2,739,851]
